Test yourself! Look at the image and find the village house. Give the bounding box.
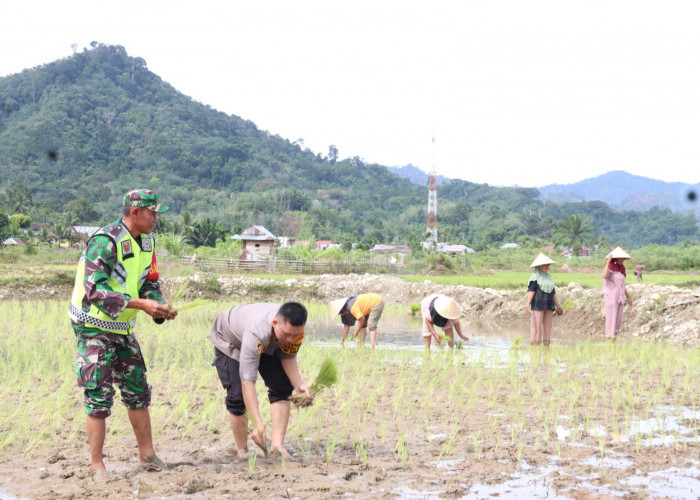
[231,225,277,259]
[314,240,340,250]
[437,244,476,255]
[2,237,25,246]
[370,244,412,254]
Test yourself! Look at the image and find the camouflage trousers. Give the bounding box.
[75,330,151,418]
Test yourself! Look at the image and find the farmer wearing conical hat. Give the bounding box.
[68,189,177,479]
[602,247,633,340]
[330,293,384,349]
[525,253,563,346]
[420,294,468,350]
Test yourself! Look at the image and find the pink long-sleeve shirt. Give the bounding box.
[603,270,626,305]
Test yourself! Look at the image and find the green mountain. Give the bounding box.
[1,43,698,249]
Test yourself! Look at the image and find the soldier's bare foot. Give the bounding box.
[140,454,168,471]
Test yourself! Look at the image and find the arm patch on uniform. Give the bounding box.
[256,341,265,355]
[146,252,159,280]
[280,332,304,355]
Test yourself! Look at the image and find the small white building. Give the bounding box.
[277,236,296,248]
[438,244,475,255]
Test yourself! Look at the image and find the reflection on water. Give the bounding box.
[306,313,581,349]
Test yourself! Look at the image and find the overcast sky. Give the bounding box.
[2,1,699,187]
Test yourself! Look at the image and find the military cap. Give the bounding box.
[123,189,168,212]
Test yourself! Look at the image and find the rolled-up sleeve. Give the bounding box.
[239,331,263,382]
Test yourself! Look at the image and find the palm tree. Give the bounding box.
[553,214,595,257]
[62,214,79,246]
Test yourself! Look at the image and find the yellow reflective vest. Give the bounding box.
[68,225,154,335]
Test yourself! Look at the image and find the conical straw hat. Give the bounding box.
[434,296,461,320]
[530,253,556,268]
[608,247,631,260]
[329,298,349,317]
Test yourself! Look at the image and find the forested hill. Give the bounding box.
[1,43,698,248]
[539,170,700,220]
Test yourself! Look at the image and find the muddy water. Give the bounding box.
[306,313,583,349]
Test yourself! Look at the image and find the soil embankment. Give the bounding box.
[4,269,700,345]
[192,272,700,346]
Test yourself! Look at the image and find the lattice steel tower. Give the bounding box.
[426,135,438,243]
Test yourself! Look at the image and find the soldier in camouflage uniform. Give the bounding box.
[69,189,177,478]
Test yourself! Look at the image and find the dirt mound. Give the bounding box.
[4,269,699,345]
[199,273,700,346]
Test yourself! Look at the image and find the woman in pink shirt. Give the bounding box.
[602,247,633,340]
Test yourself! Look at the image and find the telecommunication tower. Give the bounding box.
[426,135,438,243]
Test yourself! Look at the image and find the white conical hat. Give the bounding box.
[608,246,631,260]
[329,298,349,317]
[434,295,461,320]
[530,253,556,268]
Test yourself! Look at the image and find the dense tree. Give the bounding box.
[0,212,9,240]
[327,145,338,165]
[1,43,698,251]
[187,218,228,247]
[553,214,596,256]
[63,197,98,223]
[9,213,31,228]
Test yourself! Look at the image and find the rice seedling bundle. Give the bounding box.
[167,279,210,312]
[290,358,339,407]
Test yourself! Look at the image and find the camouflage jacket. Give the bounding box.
[78,219,163,326]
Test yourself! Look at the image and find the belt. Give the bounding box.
[69,303,136,332]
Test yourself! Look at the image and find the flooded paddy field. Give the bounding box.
[307,313,585,348]
[1,301,698,499]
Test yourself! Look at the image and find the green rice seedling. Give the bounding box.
[472,431,482,460]
[354,438,368,465]
[439,425,459,460]
[324,435,342,466]
[295,436,312,459]
[396,434,408,463]
[280,452,287,474]
[290,357,338,406]
[248,450,258,477]
[380,420,388,445]
[517,439,524,462]
[409,303,420,317]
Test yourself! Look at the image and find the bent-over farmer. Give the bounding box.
[208,302,312,460]
[330,293,384,349]
[68,189,177,478]
[421,294,468,350]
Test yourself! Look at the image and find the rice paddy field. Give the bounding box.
[1,299,699,499]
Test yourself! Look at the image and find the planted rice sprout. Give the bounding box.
[289,358,339,407]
